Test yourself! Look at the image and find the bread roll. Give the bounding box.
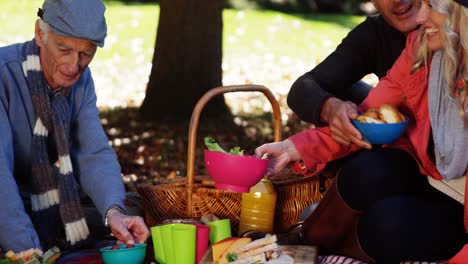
[362,108,380,120]
[356,115,384,124]
[356,104,405,124]
[379,104,405,123]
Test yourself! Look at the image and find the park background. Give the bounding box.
[0,0,378,190]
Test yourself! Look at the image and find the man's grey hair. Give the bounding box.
[38,19,51,44]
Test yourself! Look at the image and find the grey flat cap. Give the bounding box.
[39,0,107,47]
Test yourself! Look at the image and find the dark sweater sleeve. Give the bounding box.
[287,15,406,124]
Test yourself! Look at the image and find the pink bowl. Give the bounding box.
[204,149,268,193]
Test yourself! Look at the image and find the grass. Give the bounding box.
[222,10,364,63]
[0,0,365,109]
[0,0,364,63]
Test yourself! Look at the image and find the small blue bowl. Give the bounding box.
[100,243,147,264]
[351,117,409,145]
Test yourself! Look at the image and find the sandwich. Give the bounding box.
[215,234,279,264]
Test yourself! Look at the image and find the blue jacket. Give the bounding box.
[0,41,126,252]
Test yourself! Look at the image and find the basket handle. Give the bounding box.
[185,85,282,215]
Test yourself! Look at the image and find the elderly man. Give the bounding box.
[287,0,421,147]
[0,0,149,253]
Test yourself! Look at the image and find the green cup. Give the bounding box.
[160,224,176,264]
[172,224,196,264]
[151,225,165,264]
[207,219,232,244]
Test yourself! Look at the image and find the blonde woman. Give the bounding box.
[256,0,467,262]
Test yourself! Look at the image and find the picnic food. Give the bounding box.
[360,108,381,120]
[214,234,279,264]
[356,103,405,124]
[5,248,43,263]
[218,237,252,263]
[4,247,60,264]
[41,247,60,264]
[111,243,135,250]
[205,136,244,155]
[379,104,405,123]
[204,138,268,192]
[212,237,241,262]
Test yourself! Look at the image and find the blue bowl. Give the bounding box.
[351,117,409,145]
[100,243,146,264]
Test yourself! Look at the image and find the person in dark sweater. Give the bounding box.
[287,0,421,147]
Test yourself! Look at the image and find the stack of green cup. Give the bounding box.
[151,223,196,264]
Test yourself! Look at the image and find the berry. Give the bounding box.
[111,245,119,250]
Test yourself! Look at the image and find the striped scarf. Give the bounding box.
[22,39,90,248]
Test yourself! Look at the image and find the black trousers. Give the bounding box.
[336,148,467,263]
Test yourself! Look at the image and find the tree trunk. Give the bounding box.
[140,0,229,121]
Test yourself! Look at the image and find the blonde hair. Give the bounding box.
[38,19,51,44]
[411,0,468,118]
[410,28,431,74]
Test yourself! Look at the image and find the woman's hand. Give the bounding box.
[255,139,301,176]
[107,208,150,245]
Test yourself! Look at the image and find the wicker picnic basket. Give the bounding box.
[137,84,330,234]
[270,168,334,233]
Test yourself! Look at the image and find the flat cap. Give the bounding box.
[39,0,107,47]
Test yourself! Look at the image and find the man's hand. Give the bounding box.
[320,97,371,149]
[106,208,150,245]
[255,139,301,176]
